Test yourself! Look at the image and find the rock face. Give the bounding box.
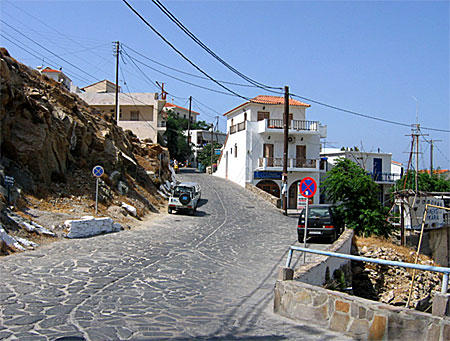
[353,242,442,311]
[0,48,171,254]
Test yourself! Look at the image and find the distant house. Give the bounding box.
[78,80,166,143]
[215,95,327,208]
[185,129,227,167]
[163,102,199,124]
[39,67,79,92]
[320,148,403,205]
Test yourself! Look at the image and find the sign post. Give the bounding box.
[92,165,104,215]
[4,176,14,205]
[299,177,317,264]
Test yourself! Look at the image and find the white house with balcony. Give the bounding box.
[215,95,327,208]
[320,148,403,205]
[78,80,166,143]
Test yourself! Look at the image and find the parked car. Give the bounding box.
[297,204,343,242]
[168,182,201,215]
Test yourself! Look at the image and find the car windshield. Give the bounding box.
[173,186,193,197]
[301,207,330,219]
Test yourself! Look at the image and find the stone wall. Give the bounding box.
[293,229,353,286]
[274,280,450,340]
[245,183,281,207]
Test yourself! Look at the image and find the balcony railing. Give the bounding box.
[229,121,246,134]
[370,172,400,182]
[258,157,317,169]
[266,119,319,131]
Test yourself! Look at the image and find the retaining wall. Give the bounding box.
[274,229,450,340]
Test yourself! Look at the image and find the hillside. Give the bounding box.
[0,48,171,254]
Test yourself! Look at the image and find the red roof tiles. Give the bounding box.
[224,95,310,116]
[164,103,199,115]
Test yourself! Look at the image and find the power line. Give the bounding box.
[121,47,237,97]
[121,0,251,101]
[1,20,99,83]
[291,92,450,133]
[150,0,282,93]
[122,43,268,89]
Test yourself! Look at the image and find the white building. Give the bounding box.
[39,67,80,92]
[163,102,199,124]
[215,95,327,208]
[320,148,403,204]
[185,129,227,167]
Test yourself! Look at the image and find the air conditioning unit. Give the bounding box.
[288,136,296,143]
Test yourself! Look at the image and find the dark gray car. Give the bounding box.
[297,204,343,242]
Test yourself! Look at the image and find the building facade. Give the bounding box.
[320,148,403,205]
[215,95,327,208]
[78,80,166,143]
[185,129,227,167]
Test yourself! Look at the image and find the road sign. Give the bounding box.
[4,176,14,187]
[299,177,317,198]
[92,165,104,178]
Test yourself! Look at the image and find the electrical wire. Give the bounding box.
[150,0,282,92]
[122,0,251,101]
[1,19,99,83]
[121,47,237,97]
[291,92,450,133]
[122,43,266,89]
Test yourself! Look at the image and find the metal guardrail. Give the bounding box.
[285,246,450,294]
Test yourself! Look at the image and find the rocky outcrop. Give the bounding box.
[353,243,442,311]
[0,48,171,254]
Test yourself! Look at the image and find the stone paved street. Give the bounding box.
[0,170,351,340]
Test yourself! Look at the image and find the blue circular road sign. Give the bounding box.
[299,177,317,198]
[92,165,104,178]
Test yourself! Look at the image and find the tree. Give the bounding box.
[396,170,450,192]
[322,158,392,237]
[163,111,192,162]
[197,142,221,167]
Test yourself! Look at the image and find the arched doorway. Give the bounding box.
[288,181,301,209]
[256,180,280,198]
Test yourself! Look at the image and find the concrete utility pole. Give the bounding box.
[114,41,120,124]
[282,86,289,215]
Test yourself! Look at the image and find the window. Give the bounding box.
[234,144,237,158]
[257,111,270,121]
[130,111,139,121]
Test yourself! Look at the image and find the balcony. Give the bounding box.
[229,121,246,135]
[257,119,326,137]
[257,157,318,171]
[370,172,400,183]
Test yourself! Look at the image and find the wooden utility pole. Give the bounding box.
[187,96,192,145]
[282,86,289,215]
[210,123,214,173]
[114,41,120,124]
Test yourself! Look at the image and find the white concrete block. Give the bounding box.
[65,217,122,239]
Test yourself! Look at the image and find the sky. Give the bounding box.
[1,0,449,170]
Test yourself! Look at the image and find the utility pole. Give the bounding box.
[114,41,120,124]
[429,139,441,176]
[210,123,214,174]
[187,96,192,145]
[282,86,289,215]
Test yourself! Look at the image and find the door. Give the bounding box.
[373,158,382,181]
[296,145,306,167]
[264,144,274,167]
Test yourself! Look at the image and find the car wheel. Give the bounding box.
[331,230,338,243]
[190,209,195,216]
[297,230,304,243]
[168,207,172,214]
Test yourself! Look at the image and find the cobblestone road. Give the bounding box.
[0,171,350,340]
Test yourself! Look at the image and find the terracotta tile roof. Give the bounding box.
[251,95,310,107]
[224,95,310,116]
[41,67,61,73]
[164,103,199,115]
